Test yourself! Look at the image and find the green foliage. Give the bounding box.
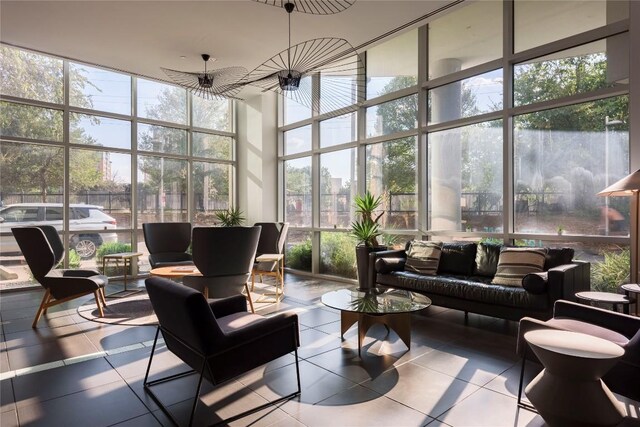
[96,242,133,275]
[286,238,312,271]
[55,249,81,270]
[351,191,384,247]
[215,207,245,226]
[321,233,356,278]
[592,248,630,292]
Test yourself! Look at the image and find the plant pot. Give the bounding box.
[355,245,388,292]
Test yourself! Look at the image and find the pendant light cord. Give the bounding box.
[287,7,292,73]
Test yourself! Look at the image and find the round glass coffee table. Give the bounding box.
[321,288,431,356]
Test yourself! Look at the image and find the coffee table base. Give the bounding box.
[340,311,411,356]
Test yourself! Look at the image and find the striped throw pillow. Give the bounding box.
[404,241,443,275]
[492,248,548,287]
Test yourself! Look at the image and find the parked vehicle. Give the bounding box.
[0,203,118,259]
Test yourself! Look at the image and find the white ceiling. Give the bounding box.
[1,0,455,97]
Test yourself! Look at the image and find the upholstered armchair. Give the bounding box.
[517,299,640,402]
[144,276,300,426]
[183,226,261,310]
[142,222,193,269]
[251,222,289,296]
[12,225,108,327]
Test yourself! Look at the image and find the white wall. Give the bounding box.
[236,91,279,225]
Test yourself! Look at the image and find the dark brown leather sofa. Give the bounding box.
[372,242,590,321]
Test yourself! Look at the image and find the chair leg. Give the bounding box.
[517,345,537,412]
[94,291,104,317]
[245,283,255,314]
[100,288,107,307]
[188,360,207,427]
[251,270,256,292]
[32,289,51,328]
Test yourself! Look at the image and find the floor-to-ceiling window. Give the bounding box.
[278,0,632,290]
[0,45,236,287]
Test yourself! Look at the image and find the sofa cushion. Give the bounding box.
[378,271,549,310]
[544,248,575,270]
[492,248,547,287]
[438,243,477,276]
[474,243,502,277]
[405,241,443,275]
[375,257,406,274]
[522,272,548,294]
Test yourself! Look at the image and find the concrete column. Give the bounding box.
[236,91,278,224]
[430,58,462,230]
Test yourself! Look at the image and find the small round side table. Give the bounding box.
[575,291,631,315]
[621,284,640,316]
[524,330,626,427]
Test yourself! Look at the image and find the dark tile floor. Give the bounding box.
[1,275,639,426]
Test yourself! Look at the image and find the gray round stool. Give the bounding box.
[524,329,626,427]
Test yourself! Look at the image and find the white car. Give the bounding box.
[0,203,118,259]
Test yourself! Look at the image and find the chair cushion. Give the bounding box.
[547,318,630,347]
[492,247,547,287]
[544,247,575,270]
[474,243,502,277]
[217,311,266,334]
[404,241,443,275]
[438,242,477,276]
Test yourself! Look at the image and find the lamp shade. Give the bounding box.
[597,169,640,197]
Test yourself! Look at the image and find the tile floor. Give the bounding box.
[1,275,639,427]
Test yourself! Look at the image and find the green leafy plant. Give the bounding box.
[286,238,312,271]
[56,249,81,269]
[320,233,356,278]
[215,207,245,226]
[592,248,630,292]
[96,242,133,275]
[350,191,384,247]
[557,225,565,235]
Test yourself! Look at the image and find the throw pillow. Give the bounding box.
[474,243,502,277]
[492,247,548,287]
[404,240,443,275]
[438,242,477,276]
[544,248,575,270]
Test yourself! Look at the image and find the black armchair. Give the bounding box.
[142,222,193,269]
[144,276,300,426]
[183,226,261,311]
[12,225,108,328]
[517,299,640,402]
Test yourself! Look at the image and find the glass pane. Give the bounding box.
[320,56,359,115]
[284,125,312,155]
[514,0,627,53]
[320,149,357,228]
[137,78,187,124]
[137,123,187,155]
[70,113,131,150]
[366,137,418,230]
[428,120,503,232]
[320,231,356,279]
[285,157,312,227]
[0,142,64,205]
[429,69,503,125]
[429,1,502,79]
[69,63,131,115]
[320,113,357,148]
[1,101,63,141]
[285,230,312,272]
[137,156,188,225]
[193,132,233,160]
[366,95,417,138]
[367,29,418,99]
[193,162,232,226]
[514,37,628,107]
[0,45,63,104]
[69,149,132,230]
[283,84,312,125]
[192,97,231,131]
[514,97,629,235]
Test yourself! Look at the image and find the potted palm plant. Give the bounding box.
[350,191,387,291]
[215,207,245,226]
